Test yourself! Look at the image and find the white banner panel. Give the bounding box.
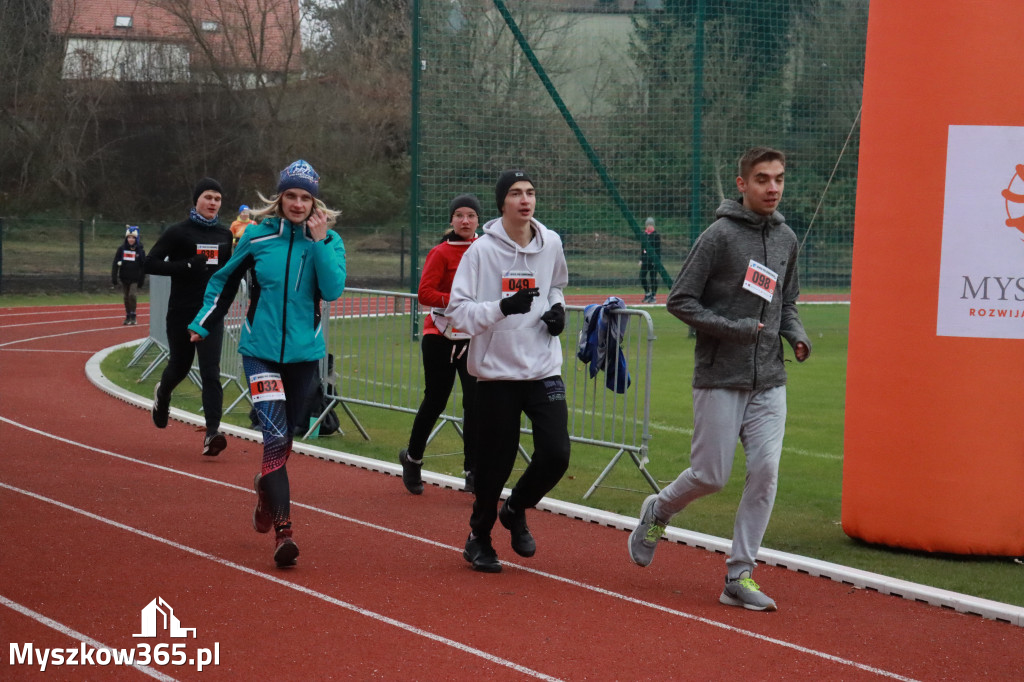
[937,125,1024,338]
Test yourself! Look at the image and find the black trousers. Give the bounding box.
[470,376,570,540]
[160,309,224,435]
[640,259,659,295]
[408,334,478,472]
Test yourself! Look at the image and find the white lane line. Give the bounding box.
[0,327,136,348]
[0,315,139,329]
[0,482,561,682]
[0,416,916,680]
[0,594,177,681]
[0,306,124,318]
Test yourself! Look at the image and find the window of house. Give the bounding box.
[201,20,218,32]
[114,16,132,28]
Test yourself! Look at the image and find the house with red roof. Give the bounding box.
[50,0,302,84]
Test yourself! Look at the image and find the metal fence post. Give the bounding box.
[79,219,85,292]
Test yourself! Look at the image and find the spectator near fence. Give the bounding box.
[446,169,570,573]
[628,147,811,612]
[189,160,346,568]
[111,225,146,325]
[639,216,661,303]
[399,193,482,495]
[145,178,233,457]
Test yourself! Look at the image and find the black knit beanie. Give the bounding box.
[448,193,482,221]
[494,169,533,211]
[192,177,223,206]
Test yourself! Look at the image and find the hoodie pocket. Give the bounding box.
[477,329,537,378]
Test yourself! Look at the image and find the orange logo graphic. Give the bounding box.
[1000,163,1024,238]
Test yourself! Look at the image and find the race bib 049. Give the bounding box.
[742,260,778,302]
[250,372,285,403]
[501,270,536,298]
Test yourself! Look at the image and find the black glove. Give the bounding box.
[499,287,539,316]
[185,253,208,274]
[540,303,565,336]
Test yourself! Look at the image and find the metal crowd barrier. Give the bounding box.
[320,288,659,499]
[129,275,250,417]
[133,282,660,498]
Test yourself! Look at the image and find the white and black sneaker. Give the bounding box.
[202,432,227,457]
[152,382,170,428]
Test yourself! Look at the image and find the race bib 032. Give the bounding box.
[249,372,285,403]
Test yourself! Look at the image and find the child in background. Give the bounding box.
[111,225,146,325]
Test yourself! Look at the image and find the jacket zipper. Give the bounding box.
[280,224,296,362]
[752,224,769,389]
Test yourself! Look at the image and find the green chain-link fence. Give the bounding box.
[411,0,867,292]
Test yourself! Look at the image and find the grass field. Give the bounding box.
[7,290,1022,608]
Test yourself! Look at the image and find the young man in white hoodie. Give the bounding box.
[445,169,571,573]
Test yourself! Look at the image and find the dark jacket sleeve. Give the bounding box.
[144,229,189,276]
[136,246,147,284]
[665,230,760,345]
[112,246,124,284]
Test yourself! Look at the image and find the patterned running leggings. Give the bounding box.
[243,356,320,529]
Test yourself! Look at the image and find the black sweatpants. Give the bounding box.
[640,259,658,296]
[160,309,224,435]
[407,333,478,472]
[470,376,571,540]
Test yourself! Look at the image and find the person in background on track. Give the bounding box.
[112,225,146,325]
[399,193,482,496]
[445,169,570,573]
[188,160,346,568]
[627,146,811,611]
[145,178,233,457]
[639,216,661,303]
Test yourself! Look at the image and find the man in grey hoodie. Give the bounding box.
[446,169,571,573]
[628,147,811,611]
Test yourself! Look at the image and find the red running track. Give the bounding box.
[1,302,1020,681]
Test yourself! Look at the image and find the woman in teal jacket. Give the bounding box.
[189,160,346,568]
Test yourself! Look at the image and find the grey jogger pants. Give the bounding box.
[655,385,787,578]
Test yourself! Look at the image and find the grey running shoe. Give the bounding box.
[152,382,169,428]
[628,494,666,567]
[463,534,501,573]
[252,473,272,534]
[498,500,536,557]
[719,571,778,611]
[398,448,423,495]
[203,432,227,457]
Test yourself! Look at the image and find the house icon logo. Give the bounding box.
[133,597,196,638]
[1000,163,1024,239]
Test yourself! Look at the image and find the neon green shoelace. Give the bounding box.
[737,577,761,592]
[644,523,665,543]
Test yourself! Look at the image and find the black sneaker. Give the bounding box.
[463,534,501,573]
[398,449,423,495]
[498,500,536,558]
[152,382,169,428]
[122,316,131,326]
[203,432,227,457]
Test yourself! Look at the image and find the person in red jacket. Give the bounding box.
[399,194,482,495]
